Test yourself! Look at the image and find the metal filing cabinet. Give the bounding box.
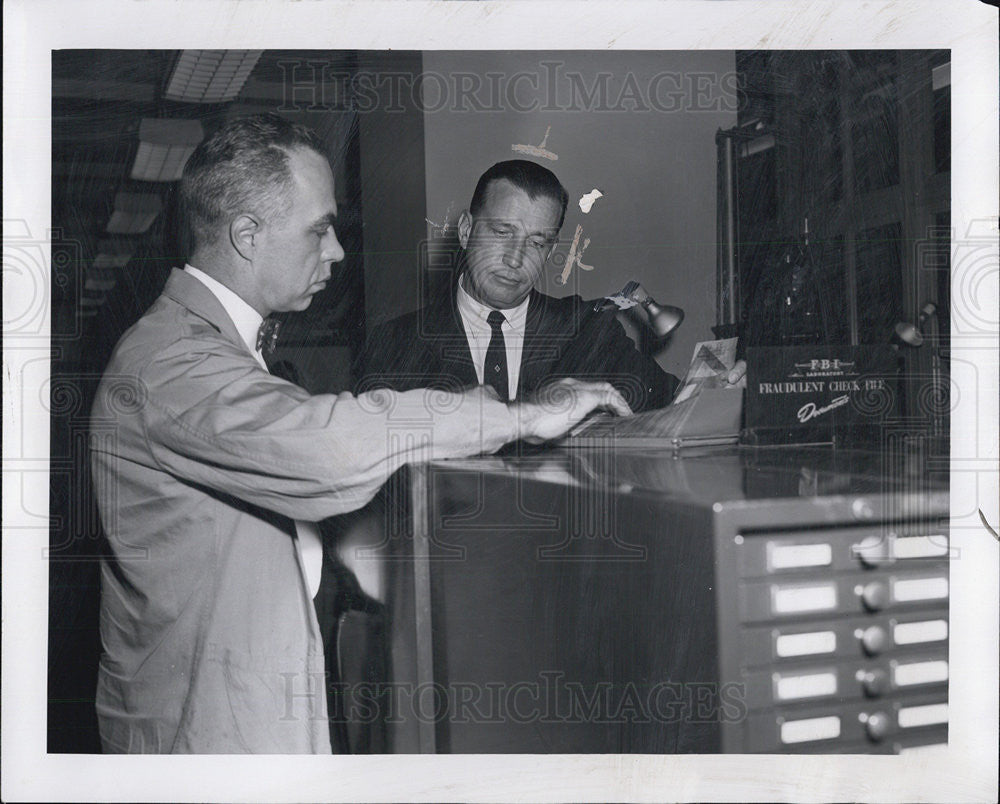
[712,494,949,753]
[330,445,949,754]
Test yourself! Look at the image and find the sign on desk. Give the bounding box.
[744,345,899,444]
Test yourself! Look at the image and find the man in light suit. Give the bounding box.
[90,116,629,754]
[357,160,742,412]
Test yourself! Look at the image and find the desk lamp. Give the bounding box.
[593,280,685,338]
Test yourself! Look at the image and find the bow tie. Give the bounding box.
[256,317,281,355]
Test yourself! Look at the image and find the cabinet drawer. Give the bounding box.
[742,691,948,752]
[736,527,950,578]
[739,571,949,623]
[740,612,949,667]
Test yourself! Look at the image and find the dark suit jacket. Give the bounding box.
[355,288,678,413]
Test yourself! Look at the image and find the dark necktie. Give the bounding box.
[485,310,509,402]
[256,317,281,355]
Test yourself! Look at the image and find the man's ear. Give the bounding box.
[230,213,260,261]
[457,211,473,249]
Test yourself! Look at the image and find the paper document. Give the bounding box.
[673,337,738,403]
[567,337,742,443]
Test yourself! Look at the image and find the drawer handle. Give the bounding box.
[857,624,889,655]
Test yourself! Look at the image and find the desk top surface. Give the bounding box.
[428,442,949,508]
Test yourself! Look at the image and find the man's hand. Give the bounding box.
[725,359,747,388]
[512,379,633,443]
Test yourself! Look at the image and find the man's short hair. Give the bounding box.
[180,113,325,252]
[469,160,569,231]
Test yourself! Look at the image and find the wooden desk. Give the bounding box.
[324,443,949,754]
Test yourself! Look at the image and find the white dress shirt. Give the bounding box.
[455,275,530,400]
[184,265,323,599]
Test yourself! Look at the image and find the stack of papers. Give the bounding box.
[567,338,743,446]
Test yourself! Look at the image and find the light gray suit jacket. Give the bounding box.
[91,268,516,753]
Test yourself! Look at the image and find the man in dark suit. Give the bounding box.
[357,160,681,412]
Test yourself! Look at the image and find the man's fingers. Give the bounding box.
[564,381,633,418]
[568,381,632,418]
[601,386,633,417]
[727,359,747,386]
[511,380,636,443]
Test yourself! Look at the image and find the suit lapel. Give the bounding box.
[423,288,478,387]
[160,267,246,351]
[518,290,569,397]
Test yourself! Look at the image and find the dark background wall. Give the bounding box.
[358,52,428,333]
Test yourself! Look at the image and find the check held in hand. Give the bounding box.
[511,378,633,443]
[727,359,747,387]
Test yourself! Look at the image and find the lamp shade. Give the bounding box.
[594,281,685,338]
[641,298,685,338]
